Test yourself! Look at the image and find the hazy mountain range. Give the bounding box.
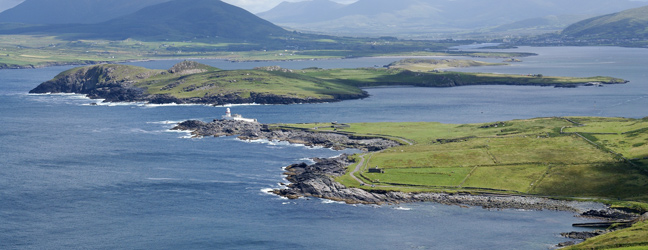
[0,0,171,24]
[258,0,648,36]
[0,0,22,13]
[0,0,289,41]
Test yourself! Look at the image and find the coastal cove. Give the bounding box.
[1,46,648,249]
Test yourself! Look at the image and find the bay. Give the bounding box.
[2,46,645,249]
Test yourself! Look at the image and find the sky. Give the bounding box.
[221,0,358,13]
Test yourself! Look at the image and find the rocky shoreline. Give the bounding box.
[173,119,642,246]
[173,119,635,212]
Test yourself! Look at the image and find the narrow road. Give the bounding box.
[350,153,370,185]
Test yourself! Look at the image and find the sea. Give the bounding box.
[1,46,646,249]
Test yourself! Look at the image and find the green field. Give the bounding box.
[294,116,648,250]
[279,117,648,202]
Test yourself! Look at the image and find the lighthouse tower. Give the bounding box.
[221,107,258,123]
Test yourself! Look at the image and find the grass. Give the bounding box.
[564,117,648,159]
[564,221,648,250]
[386,58,508,71]
[294,117,648,202]
[462,164,548,193]
[306,117,648,250]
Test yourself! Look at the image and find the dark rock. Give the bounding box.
[557,241,577,247]
[582,209,638,220]
[561,230,608,240]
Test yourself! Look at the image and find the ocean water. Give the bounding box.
[1,46,646,249]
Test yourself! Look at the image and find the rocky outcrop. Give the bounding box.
[561,230,609,240]
[173,119,398,151]
[28,64,153,102]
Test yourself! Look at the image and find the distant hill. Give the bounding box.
[259,0,647,36]
[562,5,648,39]
[491,14,597,33]
[0,0,171,24]
[0,0,23,14]
[258,0,344,24]
[2,0,290,41]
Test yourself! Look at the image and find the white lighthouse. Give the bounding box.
[222,108,257,123]
[225,108,232,118]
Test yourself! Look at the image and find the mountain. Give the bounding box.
[259,0,647,36]
[562,5,648,39]
[0,0,171,24]
[491,14,597,33]
[3,0,290,41]
[257,0,344,24]
[0,0,23,14]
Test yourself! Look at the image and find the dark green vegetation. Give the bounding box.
[30,60,626,104]
[562,5,648,40]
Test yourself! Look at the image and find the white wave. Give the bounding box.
[214,103,263,107]
[94,101,146,107]
[28,92,88,97]
[299,158,316,165]
[147,120,186,125]
[141,103,208,108]
[394,206,412,211]
[320,199,345,205]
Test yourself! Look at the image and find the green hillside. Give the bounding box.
[562,5,648,39]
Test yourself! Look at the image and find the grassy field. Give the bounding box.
[278,117,648,202]
[563,117,648,160]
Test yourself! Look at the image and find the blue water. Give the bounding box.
[2,46,646,249]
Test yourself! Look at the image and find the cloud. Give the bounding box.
[222,0,357,13]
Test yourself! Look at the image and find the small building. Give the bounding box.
[222,108,257,123]
[368,166,384,174]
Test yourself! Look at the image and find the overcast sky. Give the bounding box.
[221,0,358,13]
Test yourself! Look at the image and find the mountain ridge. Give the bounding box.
[259,0,647,36]
[562,5,648,39]
[0,0,290,41]
[0,0,171,24]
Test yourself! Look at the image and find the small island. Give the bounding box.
[29,60,628,105]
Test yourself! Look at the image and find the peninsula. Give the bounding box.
[29,60,627,105]
[174,115,648,248]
